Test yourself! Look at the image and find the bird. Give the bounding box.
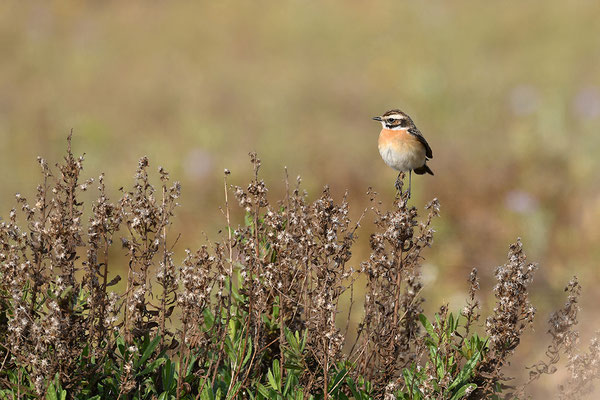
[373,109,433,198]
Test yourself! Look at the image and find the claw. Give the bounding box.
[394,173,402,193]
[394,172,411,199]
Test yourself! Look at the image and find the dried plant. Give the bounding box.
[351,177,439,393]
[229,154,362,396]
[1,140,599,400]
[559,332,600,398]
[462,268,481,339]
[524,277,581,386]
[470,239,538,397]
[524,277,600,399]
[119,157,181,345]
[0,136,93,393]
[84,172,122,346]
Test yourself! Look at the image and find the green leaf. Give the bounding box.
[244,212,253,228]
[328,367,347,395]
[338,392,349,400]
[256,383,272,398]
[436,351,445,380]
[272,359,281,385]
[284,328,298,351]
[231,281,246,303]
[81,343,90,358]
[419,314,439,344]
[116,335,126,358]
[46,374,67,400]
[283,362,303,371]
[346,377,362,400]
[453,312,461,331]
[434,313,442,328]
[139,357,166,376]
[185,354,198,376]
[267,360,281,391]
[158,392,169,400]
[199,379,214,400]
[224,336,236,364]
[229,318,238,341]
[447,313,455,337]
[203,308,215,330]
[283,371,298,396]
[46,382,57,400]
[137,334,161,369]
[161,359,176,392]
[450,383,477,400]
[402,367,424,399]
[200,383,215,400]
[300,329,308,352]
[448,349,481,391]
[226,382,242,400]
[241,338,253,368]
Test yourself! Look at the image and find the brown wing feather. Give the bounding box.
[408,127,433,159]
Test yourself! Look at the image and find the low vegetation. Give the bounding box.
[0,138,598,399]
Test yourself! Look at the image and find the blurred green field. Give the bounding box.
[1,1,600,396]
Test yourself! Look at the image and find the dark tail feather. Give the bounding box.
[414,164,434,176]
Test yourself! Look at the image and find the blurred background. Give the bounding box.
[1,1,600,396]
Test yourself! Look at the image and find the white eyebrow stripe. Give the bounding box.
[385,114,404,120]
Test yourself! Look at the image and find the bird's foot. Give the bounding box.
[394,174,411,199]
[394,179,402,193]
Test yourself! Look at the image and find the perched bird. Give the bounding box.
[373,109,433,198]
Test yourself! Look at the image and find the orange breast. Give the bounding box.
[378,128,421,151]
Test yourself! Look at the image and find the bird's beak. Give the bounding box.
[372,116,382,121]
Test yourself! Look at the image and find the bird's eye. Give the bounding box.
[387,118,395,123]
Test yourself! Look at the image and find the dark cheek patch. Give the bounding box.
[385,120,398,129]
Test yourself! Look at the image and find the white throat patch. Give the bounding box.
[381,122,408,131]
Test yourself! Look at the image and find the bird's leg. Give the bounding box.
[408,170,412,199]
[395,173,402,193]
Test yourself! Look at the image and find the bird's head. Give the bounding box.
[372,109,412,130]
